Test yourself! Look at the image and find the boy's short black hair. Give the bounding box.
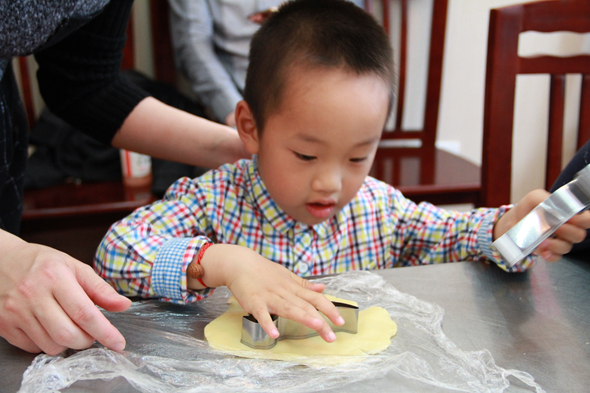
[244,0,395,132]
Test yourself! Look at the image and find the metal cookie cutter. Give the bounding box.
[494,163,590,267]
[240,301,359,349]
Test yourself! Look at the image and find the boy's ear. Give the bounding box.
[235,100,260,155]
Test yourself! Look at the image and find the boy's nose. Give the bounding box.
[311,168,342,194]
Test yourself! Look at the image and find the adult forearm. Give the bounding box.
[111,97,249,168]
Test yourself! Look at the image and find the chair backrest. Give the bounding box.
[481,0,590,207]
[367,0,448,149]
[121,0,175,83]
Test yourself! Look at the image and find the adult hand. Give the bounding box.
[248,7,278,24]
[494,189,590,262]
[224,111,236,128]
[0,230,131,355]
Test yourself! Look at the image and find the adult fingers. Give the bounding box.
[2,327,42,354]
[4,310,66,355]
[54,263,126,352]
[75,263,131,312]
[35,298,95,351]
[0,279,68,354]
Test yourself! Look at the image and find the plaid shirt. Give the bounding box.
[95,158,535,304]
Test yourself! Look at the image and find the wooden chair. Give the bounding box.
[480,0,590,207]
[367,0,481,206]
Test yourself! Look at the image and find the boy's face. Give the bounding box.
[237,66,390,226]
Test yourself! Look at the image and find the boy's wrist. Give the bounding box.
[187,243,213,287]
[491,205,513,241]
[187,243,239,290]
[188,243,215,290]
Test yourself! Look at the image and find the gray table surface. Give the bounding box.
[1,257,589,392]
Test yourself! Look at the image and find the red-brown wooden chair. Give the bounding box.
[367,0,481,206]
[480,0,590,207]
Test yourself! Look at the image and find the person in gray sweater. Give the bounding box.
[169,0,364,127]
[0,0,248,355]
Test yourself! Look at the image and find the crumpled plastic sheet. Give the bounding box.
[18,271,545,393]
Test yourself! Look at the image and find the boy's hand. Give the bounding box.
[190,244,345,343]
[493,189,590,261]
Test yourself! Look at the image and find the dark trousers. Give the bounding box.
[0,62,29,235]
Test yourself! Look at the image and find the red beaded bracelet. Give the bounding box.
[187,242,213,287]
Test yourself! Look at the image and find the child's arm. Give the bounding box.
[493,190,590,262]
[187,244,345,343]
[95,176,217,304]
[386,186,513,267]
[96,173,344,342]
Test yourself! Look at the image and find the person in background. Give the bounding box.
[0,1,248,355]
[168,0,364,127]
[95,0,590,344]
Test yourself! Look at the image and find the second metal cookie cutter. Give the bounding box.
[494,163,590,267]
[240,301,359,349]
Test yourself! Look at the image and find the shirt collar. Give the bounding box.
[245,156,338,239]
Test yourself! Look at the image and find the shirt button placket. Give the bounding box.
[294,225,313,275]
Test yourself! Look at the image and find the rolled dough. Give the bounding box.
[204,295,397,361]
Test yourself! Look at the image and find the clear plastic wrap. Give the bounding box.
[19,271,545,393]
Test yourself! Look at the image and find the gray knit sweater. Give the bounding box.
[0,0,149,144]
[0,0,109,79]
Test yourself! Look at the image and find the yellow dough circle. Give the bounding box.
[204,295,397,361]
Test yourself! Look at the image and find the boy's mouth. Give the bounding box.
[306,201,336,219]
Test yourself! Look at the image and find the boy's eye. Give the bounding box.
[350,157,368,163]
[295,152,316,161]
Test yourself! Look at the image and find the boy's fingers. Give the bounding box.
[289,273,345,327]
[292,274,325,293]
[536,238,572,260]
[567,210,590,229]
[296,289,344,327]
[250,303,279,339]
[270,299,336,343]
[554,223,588,244]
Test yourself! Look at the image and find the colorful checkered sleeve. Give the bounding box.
[477,205,536,272]
[152,237,213,303]
[95,177,215,303]
[387,188,536,269]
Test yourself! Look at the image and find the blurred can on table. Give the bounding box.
[120,149,152,187]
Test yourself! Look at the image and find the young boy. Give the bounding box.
[95,0,590,344]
